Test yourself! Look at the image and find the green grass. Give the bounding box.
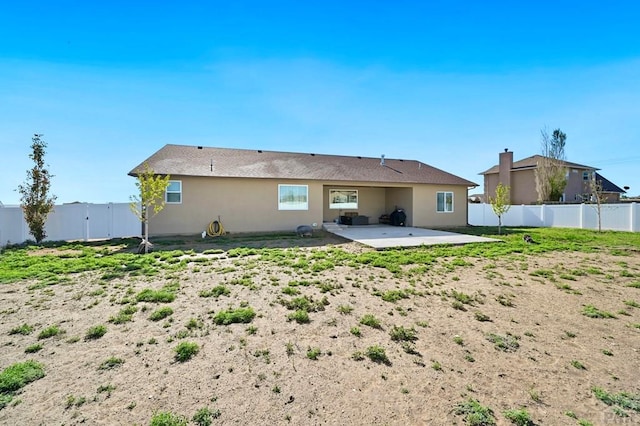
[136,288,176,303]
[8,323,34,335]
[287,309,310,324]
[149,306,174,321]
[592,387,640,413]
[192,406,221,425]
[108,305,138,324]
[365,345,390,365]
[38,325,62,340]
[306,347,321,360]
[25,343,43,353]
[486,333,520,352]
[213,307,256,325]
[150,411,188,426]
[199,285,231,298]
[360,314,382,329]
[98,357,124,370]
[582,304,617,319]
[454,398,496,426]
[503,408,533,426]
[389,325,418,342]
[0,360,46,394]
[85,325,107,340]
[174,342,200,362]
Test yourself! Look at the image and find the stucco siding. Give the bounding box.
[412,185,468,227]
[150,176,323,236]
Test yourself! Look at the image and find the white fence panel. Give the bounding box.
[0,203,141,247]
[469,203,639,232]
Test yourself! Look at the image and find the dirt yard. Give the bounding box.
[0,232,638,425]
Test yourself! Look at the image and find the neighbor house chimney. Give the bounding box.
[380,154,385,166]
[498,149,513,202]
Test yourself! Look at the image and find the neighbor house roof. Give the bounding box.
[130,144,478,187]
[480,155,595,175]
[595,172,626,194]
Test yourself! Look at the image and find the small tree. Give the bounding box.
[535,128,567,202]
[129,163,170,253]
[18,134,57,243]
[588,175,608,233]
[489,183,511,234]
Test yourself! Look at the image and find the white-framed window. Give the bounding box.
[582,171,591,181]
[278,184,308,210]
[436,191,454,213]
[166,180,182,204]
[329,189,358,209]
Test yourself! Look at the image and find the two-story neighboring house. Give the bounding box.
[480,150,625,204]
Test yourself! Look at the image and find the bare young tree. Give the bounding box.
[588,174,608,232]
[535,128,567,203]
[18,134,57,243]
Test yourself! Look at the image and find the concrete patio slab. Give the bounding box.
[323,223,499,249]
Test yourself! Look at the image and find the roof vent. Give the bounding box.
[380,154,385,166]
[197,146,203,150]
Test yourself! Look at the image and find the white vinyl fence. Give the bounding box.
[0,203,141,247]
[469,203,640,232]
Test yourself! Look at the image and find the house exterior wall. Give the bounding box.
[150,176,324,235]
[510,170,537,204]
[149,176,471,236]
[412,185,469,227]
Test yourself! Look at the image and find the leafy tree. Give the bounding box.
[489,183,511,234]
[535,128,567,202]
[17,134,57,243]
[129,163,170,253]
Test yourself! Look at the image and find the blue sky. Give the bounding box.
[1,1,639,204]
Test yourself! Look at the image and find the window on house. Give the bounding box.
[278,184,308,210]
[582,171,591,181]
[166,180,182,204]
[436,191,454,213]
[329,189,358,209]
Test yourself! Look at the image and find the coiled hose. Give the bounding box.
[206,219,226,237]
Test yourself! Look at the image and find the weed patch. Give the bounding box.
[213,307,256,325]
[174,342,200,362]
[149,306,174,321]
[582,305,616,319]
[486,333,520,352]
[455,398,496,425]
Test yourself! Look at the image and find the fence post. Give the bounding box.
[579,203,585,229]
[631,203,638,232]
[540,204,545,227]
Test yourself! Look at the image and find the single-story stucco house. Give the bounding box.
[129,144,478,236]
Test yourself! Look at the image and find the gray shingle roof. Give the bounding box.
[595,172,626,194]
[480,155,595,175]
[130,144,478,187]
